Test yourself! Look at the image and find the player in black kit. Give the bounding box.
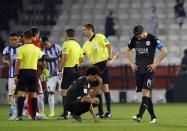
[64,66,102,123]
[125,25,167,124]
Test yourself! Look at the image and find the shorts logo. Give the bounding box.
[147,79,152,88]
[146,41,150,46]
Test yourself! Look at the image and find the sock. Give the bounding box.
[37,94,45,114]
[147,98,156,118]
[104,92,111,112]
[31,98,37,118]
[48,94,55,113]
[62,96,68,116]
[96,94,103,115]
[17,97,25,118]
[137,97,149,118]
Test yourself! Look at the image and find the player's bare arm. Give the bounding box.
[147,47,167,72]
[125,47,138,72]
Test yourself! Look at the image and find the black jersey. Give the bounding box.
[66,76,91,103]
[128,33,161,73]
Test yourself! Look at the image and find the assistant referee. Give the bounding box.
[57,28,84,119]
[14,30,43,121]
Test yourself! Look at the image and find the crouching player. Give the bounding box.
[64,66,102,123]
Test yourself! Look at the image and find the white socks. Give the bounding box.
[48,94,55,113]
[37,94,44,114]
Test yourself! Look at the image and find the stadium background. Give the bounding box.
[0,0,186,107]
[0,0,187,131]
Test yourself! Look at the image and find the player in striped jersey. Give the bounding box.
[41,36,62,117]
[3,33,21,119]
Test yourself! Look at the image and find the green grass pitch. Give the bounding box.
[0,103,187,131]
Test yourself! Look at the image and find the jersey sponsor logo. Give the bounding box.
[146,41,150,46]
[136,48,148,54]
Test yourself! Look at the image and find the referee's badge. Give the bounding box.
[146,41,150,46]
[93,44,98,50]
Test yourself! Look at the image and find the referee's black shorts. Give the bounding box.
[94,60,111,84]
[16,69,37,92]
[135,72,154,92]
[61,67,79,89]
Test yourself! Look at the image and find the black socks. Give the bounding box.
[96,94,103,115]
[62,96,68,116]
[104,92,111,112]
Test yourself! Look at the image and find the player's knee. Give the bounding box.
[17,91,25,97]
[102,84,109,92]
[29,92,37,98]
[61,90,67,96]
[93,97,100,105]
[142,89,150,97]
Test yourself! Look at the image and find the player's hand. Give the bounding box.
[147,63,158,72]
[94,117,99,123]
[96,76,103,85]
[58,72,63,79]
[106,59,112,67]
[14,76,18,85]
[130,63,138,72]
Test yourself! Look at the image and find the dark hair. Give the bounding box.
[86,66,101,76]
[184,49,187,55]
[83,24,95,32]
[65,28,75,37]
[23,30,32,39]
[31,27,40,37]
[41,36,49,43]
[9,33,19,37]
[133,25,144,37]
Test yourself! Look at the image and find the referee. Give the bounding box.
[57,28,84,119]
[82,24,112,118]
[14,30,43,121]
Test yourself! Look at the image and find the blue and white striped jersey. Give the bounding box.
[43,43,61,76]
[3,45,21,78]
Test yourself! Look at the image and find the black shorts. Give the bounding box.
[94,60,110,84]
[16,69,37,92]
[66,101,91,116]
[61,67,79,89]
[135,72,154,92]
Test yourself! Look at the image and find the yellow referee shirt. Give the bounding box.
[17,44,43,70]
[62,39,83,67]
[82,33,110,64]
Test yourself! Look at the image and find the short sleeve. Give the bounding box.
[38,49,43,59]
[62,42,69,54]
[55,44,62,53]
[128,39,135,49]
[17,47,22,60]
[79,49,84,58]
[82,43,87,54]
[99,34,110,46]
[3,47,8,55]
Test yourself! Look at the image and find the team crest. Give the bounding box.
[146,41,150,46]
